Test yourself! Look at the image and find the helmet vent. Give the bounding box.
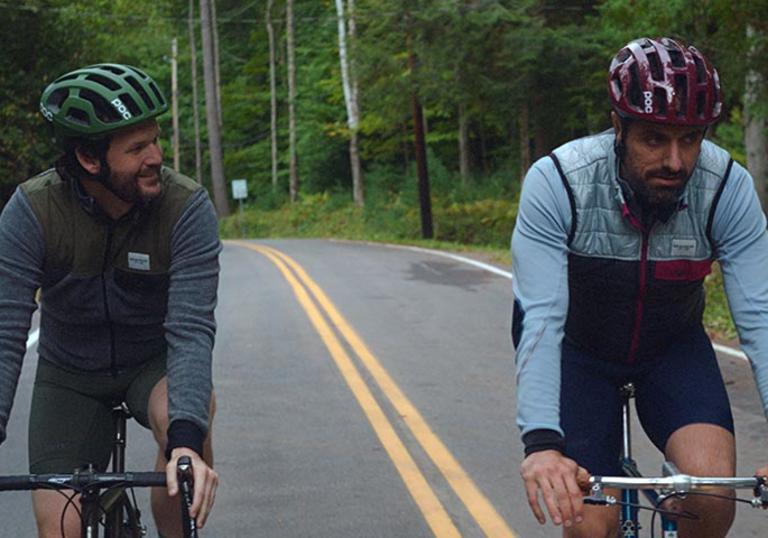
[668,49,685,68]
[148,82,166,107]
[80,88,122,123]
[66,107,91,126]
[654,88,667,115]
[693,56,707,84]
[55,73,78,83]
[648,53,663,81]
[46,88,69,112]
[125,76,154,110]
[86,73,121,91]
[628,64,643,109]
[674,74,688,117]
[696,91,705,118]
[100,65,126,75]
[118,93,141,116]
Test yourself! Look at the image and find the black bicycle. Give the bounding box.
[0,404,199,537]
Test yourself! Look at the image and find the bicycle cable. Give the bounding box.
[58,489,81,538]
[648,490,762,538]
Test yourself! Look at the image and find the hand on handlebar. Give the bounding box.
[166,447,219,528]
[520,449,589,527]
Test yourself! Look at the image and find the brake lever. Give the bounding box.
[753,476,768,508]
[177,456,199,537]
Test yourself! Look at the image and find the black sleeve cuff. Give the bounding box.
[165,420,205,461]
[522,429,566,457]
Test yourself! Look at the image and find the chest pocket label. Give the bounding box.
[128,252,151,271]
[670,239,696,257]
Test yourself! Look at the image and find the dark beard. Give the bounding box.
[104,168,162,205]
[624,171,687,214]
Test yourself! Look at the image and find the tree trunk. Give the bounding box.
[408,47,433,239]
[458,102,469,185]
[211,0,223,129]
[519,102,531,182]
[287,0,299,202]
[745,24,768,213]
[266,0,279,192]
[334,0,364,206]
[188,0,203,184]
[200,0,230,216]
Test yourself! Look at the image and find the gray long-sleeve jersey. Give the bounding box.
[0,166,221,453]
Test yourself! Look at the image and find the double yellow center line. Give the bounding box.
[232,241,517,538]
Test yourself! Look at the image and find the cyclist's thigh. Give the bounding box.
[560,341,625,475]
[125,352,167,429]
[28,360,114,474]
[634,325,734,454]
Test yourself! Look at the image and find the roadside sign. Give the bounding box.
[232,179,248,200]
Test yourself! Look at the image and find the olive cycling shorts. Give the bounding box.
[28,354,166,474]
[560,325,734,476]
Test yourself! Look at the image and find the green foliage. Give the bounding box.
[703,263,737,341]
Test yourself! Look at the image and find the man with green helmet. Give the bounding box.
[0,63,221,536]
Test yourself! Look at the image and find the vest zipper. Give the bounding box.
[622,205,650,363]
[101,222,118,377]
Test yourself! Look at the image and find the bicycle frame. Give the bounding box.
[617,383,678,537]
[597,383,768,537]
[77,404,144,538]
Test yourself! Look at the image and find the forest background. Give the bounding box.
[1,0,767,338]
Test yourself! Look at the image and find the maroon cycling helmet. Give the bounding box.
[609,37,722,126]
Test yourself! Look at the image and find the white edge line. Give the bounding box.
[385,244,513,280]
[381,242,748,363]
[26,329,39,350]
[712,343,747,362]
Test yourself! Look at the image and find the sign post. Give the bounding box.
[231,179,248,237]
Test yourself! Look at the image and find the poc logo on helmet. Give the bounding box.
[111,98,133,120]
[39,103,54,122]
[643,91,654,114]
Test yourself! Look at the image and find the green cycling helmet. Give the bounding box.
[40,63,168,147]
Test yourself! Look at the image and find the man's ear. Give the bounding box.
[75,147,102,175]
[610,111,623,145]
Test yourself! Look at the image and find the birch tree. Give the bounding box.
[334,0,364,206]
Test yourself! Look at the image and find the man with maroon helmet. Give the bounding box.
[512,37,768,537]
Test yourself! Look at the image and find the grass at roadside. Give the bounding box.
[221,192,738,343]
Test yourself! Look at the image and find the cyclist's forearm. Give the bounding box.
[164,189,221,440]
[0,189,44,441]
[512,158,571,437]
[712,162,768,417]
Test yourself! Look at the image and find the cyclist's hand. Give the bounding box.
[166,447,219,528]
[520,449,587,527]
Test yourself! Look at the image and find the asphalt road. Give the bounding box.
[0,238,766,536]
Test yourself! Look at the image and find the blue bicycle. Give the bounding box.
[584,383,768,537]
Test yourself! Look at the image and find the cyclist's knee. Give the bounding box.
[563,505,618,538]
[678,492,735,538]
